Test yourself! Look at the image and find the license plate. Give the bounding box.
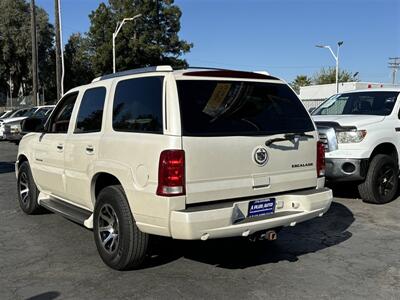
[248,198,276,218]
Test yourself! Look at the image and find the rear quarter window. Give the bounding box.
[113,76,164,133]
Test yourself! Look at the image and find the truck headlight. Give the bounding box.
[336,130,367,143]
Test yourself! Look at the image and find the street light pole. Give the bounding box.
[316,41,343,93]
[113,14,142,73]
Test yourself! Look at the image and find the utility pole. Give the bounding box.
[30,0,39,106]
[388,57,400,85]
[55,0,62,101]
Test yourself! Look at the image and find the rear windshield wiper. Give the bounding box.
[265,132,314,147]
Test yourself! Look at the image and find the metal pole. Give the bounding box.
[9,72,12,109]
[30,0,39,106]
[58,0,65,96]
[336,46,339,93]
[113,15,142,73]
[113,32,116,73]
[55,0,61,100]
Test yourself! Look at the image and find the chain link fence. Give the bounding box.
[0,94,47,113]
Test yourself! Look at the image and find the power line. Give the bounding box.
[388,57,400,84]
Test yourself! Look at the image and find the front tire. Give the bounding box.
[17,161,41,214]
[358,154,399,204]
[93,185,149,270]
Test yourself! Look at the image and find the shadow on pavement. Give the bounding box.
[26,291,60,300]
[0,161,15,174]
[145,202,354,270]
[326,181,361,199]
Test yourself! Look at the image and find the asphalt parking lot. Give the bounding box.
[0,142,399,300]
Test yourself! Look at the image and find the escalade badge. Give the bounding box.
[253,147,269,166]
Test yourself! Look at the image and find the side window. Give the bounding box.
[48,92,79,133]
[113,76,164,133]
[75,87,106,133]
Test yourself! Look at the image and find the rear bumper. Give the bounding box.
[170,187,332,240]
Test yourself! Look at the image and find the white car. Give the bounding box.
[0,110,12,118]
[312,89,400,204]
[3,106,54,142]
[0,108,33,140]
[16,66,332,270]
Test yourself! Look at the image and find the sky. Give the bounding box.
[36,0,400,83]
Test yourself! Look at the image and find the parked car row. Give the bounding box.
[0,106,54,143]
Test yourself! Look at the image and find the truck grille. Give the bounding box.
[317,126,338,153]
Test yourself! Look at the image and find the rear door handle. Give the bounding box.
[56,144,64,152]
[86,145,94,155]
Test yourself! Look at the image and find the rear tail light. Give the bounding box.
[156,150,185,196]
[317,141,326,177]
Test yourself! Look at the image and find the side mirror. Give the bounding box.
[21,117,45,133]
[308,107,316,114]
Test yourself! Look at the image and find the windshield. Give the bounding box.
[0,111,12,118]
[313,91,400,116]
[22,108,37,117]
[177,80,314,136]
[33,107,53,118]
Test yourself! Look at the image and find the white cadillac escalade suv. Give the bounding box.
[16,66,332,270]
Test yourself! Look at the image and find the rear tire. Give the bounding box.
[358,154,399,204]
[93,185,149,270]
[17,161,41,214]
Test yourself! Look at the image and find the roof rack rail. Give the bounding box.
[92,65,173,82]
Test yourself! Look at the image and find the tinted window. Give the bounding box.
[75,87,106,133]
[177,80,314,136]
[33,107,53,118]
[113,77,163,133]
[12,109,29,118]
[313,92,399,116]
[48,92,78,133]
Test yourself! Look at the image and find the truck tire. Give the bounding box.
[93,185,149,270]
[17,161,41,214]
[358,154,399,204]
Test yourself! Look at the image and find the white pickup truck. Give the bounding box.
[312,89,400,204]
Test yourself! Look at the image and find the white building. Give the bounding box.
[299,82,400,109]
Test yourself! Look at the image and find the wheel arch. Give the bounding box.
[91,172,125,206]
[15,154,29,178]
[370,142,398,164]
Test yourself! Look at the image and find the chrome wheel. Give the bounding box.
[97,204,120,254]
[19,172,30,206]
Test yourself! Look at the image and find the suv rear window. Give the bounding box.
[177,80,314,136]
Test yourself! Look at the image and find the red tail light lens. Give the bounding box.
[317,141,326,177]
[156,150,185,196]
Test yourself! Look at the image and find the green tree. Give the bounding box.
[291,75,312,94]
[313,67,356,85]
[64,33,94,91]
[88,0,193,76]
[0,0,56,102]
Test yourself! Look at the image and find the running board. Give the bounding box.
[40,197,92,227]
